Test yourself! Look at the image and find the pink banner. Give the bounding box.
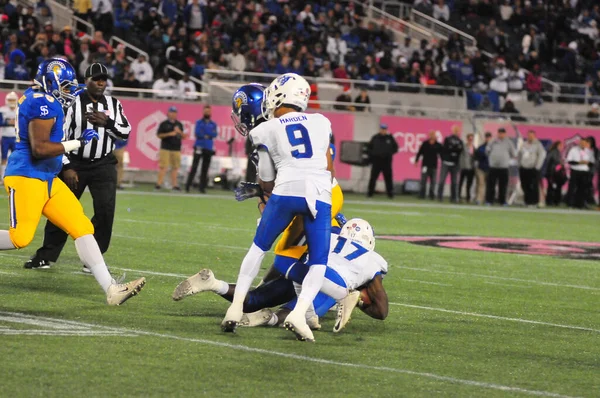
[121,100,353,179]
[379,116,463,182]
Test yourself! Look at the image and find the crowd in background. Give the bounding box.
[0,0,596,108]
[415,126,599,209]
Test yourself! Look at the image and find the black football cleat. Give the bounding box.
[24,256,51,269]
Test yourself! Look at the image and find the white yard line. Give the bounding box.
[402,278,452,287]
[390,303,600,334]
[398,266,600,291]
[0,311,577,398]
[484,281,532,289]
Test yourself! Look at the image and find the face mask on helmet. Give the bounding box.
[231,84,265,136]
[339,218,376,251]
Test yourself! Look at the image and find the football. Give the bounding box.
[360,288,371,306]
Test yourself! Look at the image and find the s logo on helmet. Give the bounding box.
[233,91,248,110]
[277,75,293,86]
[46,60,64,75]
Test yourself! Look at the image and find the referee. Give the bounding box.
[24,63,131,271]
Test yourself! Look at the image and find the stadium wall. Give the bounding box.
[1,92,598,193]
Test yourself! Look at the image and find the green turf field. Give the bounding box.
[0,188,598,397]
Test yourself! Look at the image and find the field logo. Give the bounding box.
[0,312,137,337]
[379,235,600,260]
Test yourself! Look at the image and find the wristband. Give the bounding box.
[61,140,82,153]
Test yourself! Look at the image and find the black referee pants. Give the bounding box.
[567,169,588,209]
[34,156,118,262]
[185,147,214,192]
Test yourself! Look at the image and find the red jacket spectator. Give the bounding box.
[526,71,542,93]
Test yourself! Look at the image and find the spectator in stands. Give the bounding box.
[145,26,164,68]
[327,30,347,66]
[178,74,196,100]
[486,128,516,205]
[156,106,185,191]
[131,54,153,88]
[367,123,398,199]
[545,141,566,206]
[526,65,543,105]
[415,130,442,200]
[459,133,475,203]
[501,99,526,122]
[458,56,475,88]
[586,103,600,125]
[320,60,333,79]
[474,132,492,205]
[507,61,525,102]
[226,41,246,72]
[437,125,463,202]
[499,0,513,22]
[354,89,371,112]
[490,58,509,99]
[36,6,52,27]
[92,0,113,38]
[114,0,135,41]
[566,138,593,209]
[152,72,177,99]
[433,0,450,22]
[5,49,28,81]
[414,0,433,15]
[184,0,206,34]
[518,130,546,207]
[334,87,355,111]
[333,63,348,80]
[73,0,92,30]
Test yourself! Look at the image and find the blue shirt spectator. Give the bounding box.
[458,57,474,88]
[115,1,135,31]
[159,0,178,23]
[195,108,218,151]
[475,133,492,172]
[5,49,29,81]
[446,54,462,84]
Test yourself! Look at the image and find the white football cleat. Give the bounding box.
[306,315,321,331]
[333,290,361,333]
[283,311,315,342]
[222,304,243,333]
[172,268,219,301]
[239,309,274,327]
[106,277,146,306]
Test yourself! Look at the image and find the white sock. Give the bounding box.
[75,234,115,292]
[214,280,229,295]
[0,231,16,250]
[1,164,6,179]
[294,264,326,315]
[231,243,265,308]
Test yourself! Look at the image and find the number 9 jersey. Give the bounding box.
[249,111,332,206]
[5,88,65,181]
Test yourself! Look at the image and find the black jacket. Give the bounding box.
[369,133,398,159]
[441,135,464,165]
[415,140,442,169]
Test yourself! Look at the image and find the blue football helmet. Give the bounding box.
[33,58,83,108]
[231,83,266,136]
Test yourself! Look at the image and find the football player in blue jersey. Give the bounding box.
[0,58,145,305]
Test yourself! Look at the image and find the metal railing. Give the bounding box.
[410,9,477,49]
[358,0,433,43]
[203,68,465,96]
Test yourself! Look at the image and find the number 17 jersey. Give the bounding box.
[250,112,332,204]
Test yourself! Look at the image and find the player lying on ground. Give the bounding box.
[173,218,389,333]
[222,74,335,342]
[0,58,145,305]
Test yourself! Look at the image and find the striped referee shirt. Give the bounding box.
[63,90,131,163]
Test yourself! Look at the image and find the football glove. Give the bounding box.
[235,182,265,202]
[335,213,348,227]
[80,129,99,145]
